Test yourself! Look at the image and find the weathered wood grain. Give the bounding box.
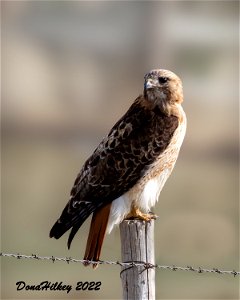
[120,219,155,300]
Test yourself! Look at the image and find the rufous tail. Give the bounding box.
[83,203,111,269]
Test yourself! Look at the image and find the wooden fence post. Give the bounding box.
[120,219,155,300]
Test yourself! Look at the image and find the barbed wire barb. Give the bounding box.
[1,252,239,277]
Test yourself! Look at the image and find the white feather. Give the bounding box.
[106,194,131,234]
[106,168,171,233]
[137,168,171,211]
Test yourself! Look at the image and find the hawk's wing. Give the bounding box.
[50,96,178,247]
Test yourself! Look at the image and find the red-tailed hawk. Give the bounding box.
[50,69,186,267]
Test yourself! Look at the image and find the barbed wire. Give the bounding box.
[1,252,239,277]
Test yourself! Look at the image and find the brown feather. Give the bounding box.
[83,203,111,268]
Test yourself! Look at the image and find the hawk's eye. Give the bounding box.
[158,77,168,84]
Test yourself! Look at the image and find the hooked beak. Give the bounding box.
[144,79,156,90]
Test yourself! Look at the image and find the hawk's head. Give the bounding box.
[144,69,183,108]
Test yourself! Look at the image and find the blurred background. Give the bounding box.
[1,1,239,299]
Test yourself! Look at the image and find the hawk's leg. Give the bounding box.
[125,205,157,221]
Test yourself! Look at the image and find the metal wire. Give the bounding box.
[1,252,239,276]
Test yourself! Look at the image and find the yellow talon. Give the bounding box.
[125,205,157,221]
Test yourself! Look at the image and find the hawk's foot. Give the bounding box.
[126,206,157,221]
[148,211,158,220]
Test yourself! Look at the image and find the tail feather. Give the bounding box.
[84,203,111,268]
